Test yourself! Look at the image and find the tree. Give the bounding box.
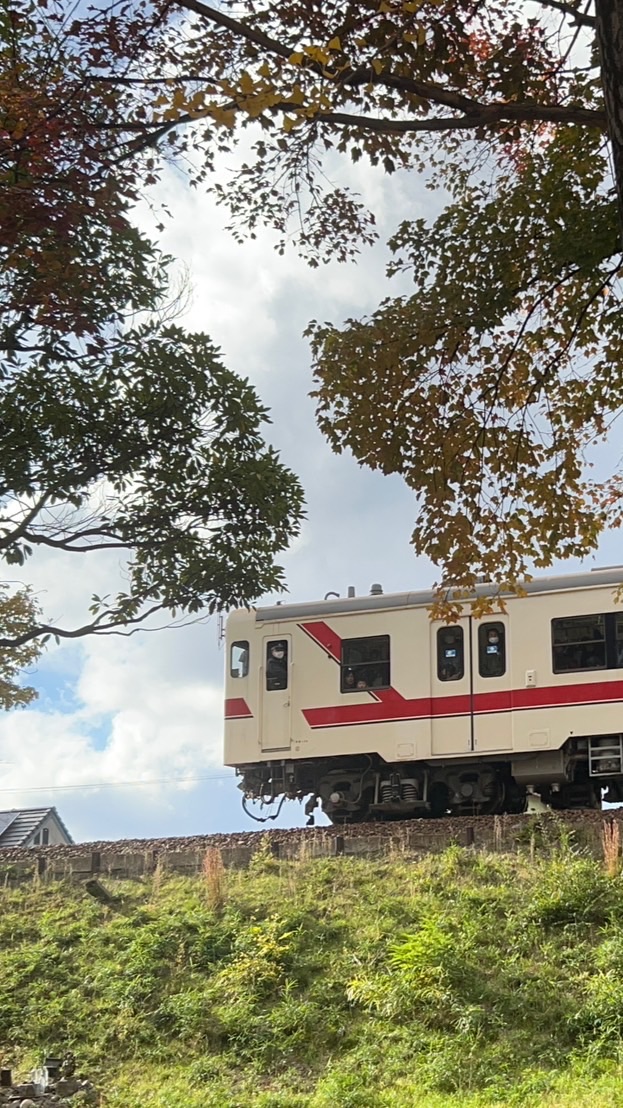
[65,0,615,600]
[0,584,41,707]
[0,0,304,666]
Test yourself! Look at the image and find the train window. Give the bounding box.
[230,641,249,678]
[616,614,623,667]
[341,635,390,692]
[266,640,288,691]
[437,626,464,681]
[478,622,506,678]
[552,614,606,673]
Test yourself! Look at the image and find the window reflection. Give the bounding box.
[230,641,249,678]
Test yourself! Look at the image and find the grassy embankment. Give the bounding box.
[3,829,623,1107]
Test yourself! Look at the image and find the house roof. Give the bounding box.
[0,807,73,848]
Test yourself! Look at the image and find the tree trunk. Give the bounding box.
[595,0,623,245]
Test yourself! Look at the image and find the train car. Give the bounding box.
[224,567,623,822]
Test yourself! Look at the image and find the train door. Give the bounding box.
[430,619,473,755]
[471,617,513,752]
[260,635,292,753]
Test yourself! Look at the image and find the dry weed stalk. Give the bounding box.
[602,819,621,877]
[203,846,226,913]
[493,815,502,852]
[150,854,165,899]
[297,836,311,863]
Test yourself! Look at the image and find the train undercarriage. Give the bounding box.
[237,735,623,823]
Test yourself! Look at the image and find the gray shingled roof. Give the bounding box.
[0,811,18,837]
[0,807,73,848]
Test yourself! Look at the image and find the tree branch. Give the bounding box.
[0,603,166,649]
[171,0,604,130]
[316,101,606,134]
[536,0,596,27]
[21,525,130,552]
[175,0,293,60]
[0,494,49,550]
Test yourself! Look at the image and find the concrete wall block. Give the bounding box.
[343,836,384,856]
[164,851,204,874]
[105,853,147,877]
[220,846,254,868]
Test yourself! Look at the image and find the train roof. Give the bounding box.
[250,566,623,623]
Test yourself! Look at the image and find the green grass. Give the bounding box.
[3,841,623,1106]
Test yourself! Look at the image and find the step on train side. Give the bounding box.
[223,568,623,822]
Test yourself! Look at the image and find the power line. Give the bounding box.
[0,772,234,795]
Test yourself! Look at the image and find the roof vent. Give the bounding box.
[370,582,383,596]
[347,586,356,598]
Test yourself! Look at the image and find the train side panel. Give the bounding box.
[225,606,440,766]
[508,585,623,754]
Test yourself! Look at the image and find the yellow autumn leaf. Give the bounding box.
[304,44,330,64]
[210,106,236,127]
[239,71,255,94]
[327,36,341,50]
[289,51,304,64]
[372,58,384,74]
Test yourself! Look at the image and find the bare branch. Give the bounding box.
[0,603,167,649]
[175,0,293,61]
[536,0,596,27]
[21,527,130,553]
[0,494,49,550]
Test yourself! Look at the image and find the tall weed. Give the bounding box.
[202,847,226,913]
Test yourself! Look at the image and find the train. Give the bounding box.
[223,567,623,822]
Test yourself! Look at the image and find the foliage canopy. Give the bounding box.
[39,0,619,596]
[0,0,304,677]
[0,584,41,707]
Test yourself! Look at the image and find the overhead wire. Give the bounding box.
[0,772,234,795]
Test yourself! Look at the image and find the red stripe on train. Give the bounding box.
[302,680,623,729]
[298,621,342,662]
[224,697,253,720]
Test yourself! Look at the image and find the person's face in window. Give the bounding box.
[344,671,355,689]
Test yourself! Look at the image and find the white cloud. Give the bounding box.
[0,621,225,807]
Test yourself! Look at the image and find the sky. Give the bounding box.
[1,140,621,843]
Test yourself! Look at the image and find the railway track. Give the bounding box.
[0,807,620,864]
